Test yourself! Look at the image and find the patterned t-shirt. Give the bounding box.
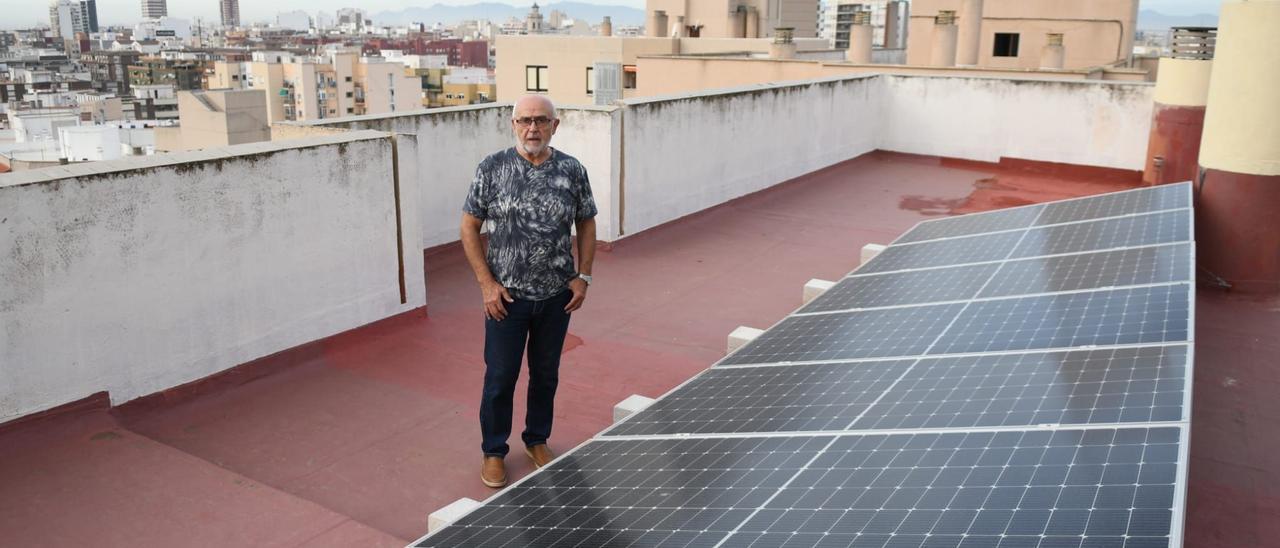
[463,147,598,301]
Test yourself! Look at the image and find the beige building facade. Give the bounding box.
[494,35,830,105]
[906,0,1139,69]
[211,52,420,122]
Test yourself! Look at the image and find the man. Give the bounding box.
[460,95,597,488]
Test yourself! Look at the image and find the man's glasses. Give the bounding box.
[514,116,553,128]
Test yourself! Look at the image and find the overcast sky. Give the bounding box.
[6,0,1222,30]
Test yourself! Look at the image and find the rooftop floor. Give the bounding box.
[1,151,1275,547]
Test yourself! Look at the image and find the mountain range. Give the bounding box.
[373,2,645,27]
[1137,9,1219,30]
[372,4,1216,34]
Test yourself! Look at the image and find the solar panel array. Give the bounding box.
[414,183,1195,548]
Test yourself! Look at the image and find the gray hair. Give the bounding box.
[513,94,557,120]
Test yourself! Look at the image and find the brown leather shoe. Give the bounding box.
[481,456,506,488]
[525,444,555,468]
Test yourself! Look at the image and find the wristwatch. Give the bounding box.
[577,273,593,285]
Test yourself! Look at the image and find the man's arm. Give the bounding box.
[461,212,513,320]
[565,217,596,312]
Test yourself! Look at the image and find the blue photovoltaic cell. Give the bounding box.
[801,263,999,312]
[718,303,966,366]
[418,428,1182,548]
[853,345,1189,430]
[980,243,1193,298]
[1012,209,1190,259]
[605,359,915,436]
[895,204,1043,244]
[1035,183,1190,226]
[857,230,1024,274]
[929,284,1191,356]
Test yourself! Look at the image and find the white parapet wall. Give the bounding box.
[879,75,1154,171]
[300,104,623,244]
[619,76,882,236]
[0,130,425,422]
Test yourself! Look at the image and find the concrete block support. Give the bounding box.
[803,279,836,305]
[728,326,764,354]
[861,244,887,265]
[614,394,657,422]
[428,497,480,533]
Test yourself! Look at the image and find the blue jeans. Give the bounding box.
[480,289,573,457]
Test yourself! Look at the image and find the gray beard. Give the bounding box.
[516,139,547,158]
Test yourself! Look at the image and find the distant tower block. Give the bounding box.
[1143,27,1214,186]
[727,326,764,354]
[930,11,959,67]
[956,0,983,66]
[1196,0,1280,293]
[803,279,836,305]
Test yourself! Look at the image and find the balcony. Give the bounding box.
[1,74,1276,547]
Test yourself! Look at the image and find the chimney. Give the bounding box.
[745,6,760,38]
[846,11,873,64]
[672,15,685,38]
[1039,33,1065,69]
[956,0,983,65]
[600,16,612,37]
[929,11,958,67]
[649,10,667,38]
[770,27,796,60]
[1191,0,1280,293]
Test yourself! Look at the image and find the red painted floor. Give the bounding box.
[0,151,1273,547]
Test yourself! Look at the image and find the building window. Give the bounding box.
[345,76,352,82]
[347,107,354,113]
[345,91,353,98]
[993,33,1020,57]
[525,65,548,92]
[585,67,594,95]
[623,65,637,90]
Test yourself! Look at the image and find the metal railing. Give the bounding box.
[1169,27,1216,60]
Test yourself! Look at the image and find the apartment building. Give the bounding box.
[212,51,420,122]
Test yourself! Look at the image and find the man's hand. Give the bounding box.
[482,279,514,320]
[565,278,588,312]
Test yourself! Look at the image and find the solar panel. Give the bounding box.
[856,230,1024,274]
[852,345,1190,430]
[417,427,1183,548]
[894,204,1044,244]
[605,359,915,436]
[1035,183,1190,226]
[800,263,999,313]
[414,184,1194,548]
[929,284,1192,355]
[718,303,966,366]
[1011,210,1190,259]
[980,243,1193,299]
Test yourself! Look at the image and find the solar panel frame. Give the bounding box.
[1034,182,1191,226]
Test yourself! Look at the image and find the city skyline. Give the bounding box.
[6,0,1221,30]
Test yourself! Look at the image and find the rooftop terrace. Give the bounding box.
[1,74,1276,547]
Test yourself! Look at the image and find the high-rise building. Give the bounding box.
[78,0,99,32]
[141,0,167,19]
[49,0,76,38]
[220,0,239,28]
